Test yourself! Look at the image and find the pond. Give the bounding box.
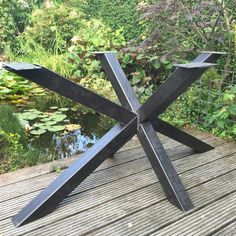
[29,111,114,160]
[0,69,115,172]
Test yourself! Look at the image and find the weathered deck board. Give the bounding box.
[212,221,236,236]
[0,134,224,203]
[0,129,211,188]
[0,137,230,220]
[0,129,235,236]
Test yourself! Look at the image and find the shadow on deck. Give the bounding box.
[0,128,235,236]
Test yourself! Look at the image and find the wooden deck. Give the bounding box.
[0,129,236,236]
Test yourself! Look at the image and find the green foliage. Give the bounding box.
[32,92,75,111]
[0,105,44,173]
[1,0,235,174]
[162,69,236,140]
[0,105,27,145]
[81,0,143,40]
[9,42,74,78]
[0,106,42,172]
[68,19,126,100]
[16,108,69,137]
[0,0,17,53]
[0,0,37,53]
[138,0,236,70]
[19,2,84,51]
[119,51,175,103]
[0,68,46,106]
[0,128,46,173]
[206,85,236,138]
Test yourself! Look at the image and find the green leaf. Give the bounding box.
[30,129,47,135]
[47,125,65,132]
[19,113,39,121]
[232,125,236,135]
[153,61,161,69]
[41,117,54,122]
[49,106,58,110]
[44,121,58,126]
[51,114,67,122]
[58,108,69,112]
[223,93,234,102]
[0,87,11,94]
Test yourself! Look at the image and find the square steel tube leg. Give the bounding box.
[151,118,213,152]
[96,52,213,153]
[3,64,135,124]
[138,52,224,122]
[138,66,212,122]
[96,52,194,211]
[12,117,137,227]
[137,122,194,211]
[95,52,141,111]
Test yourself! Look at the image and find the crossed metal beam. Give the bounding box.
[3,51,224,227]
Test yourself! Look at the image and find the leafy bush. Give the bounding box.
[162,69,236,140]
[0,105,51,173]
[0,0,17,53]
[138,0,236,70]
[18,2,84,51]
[0,128,46,173]
[81,0,143,40]
[205,85,236,138]
[0,105,27,145]
[9,42,74,78]
[68,19,126,101]
[0,0,37,53]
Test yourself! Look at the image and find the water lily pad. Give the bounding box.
[30,129,47,135]
[19,119,29,127]
[38,114,48,118]
[51,114,67,122]
[65,124,81,131]
[47,125,65,132]
[41,117,54,122]
[19,112,39,120]
[44,121,58,126]
[58,108,69,112]
[50,106,58,110]
[28,109,39,112]
[32,123,45,128]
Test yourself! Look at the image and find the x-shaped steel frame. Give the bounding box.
[3,51,224,227]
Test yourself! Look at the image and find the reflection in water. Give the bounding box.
[54,129,97,159]
[31,112,114,160]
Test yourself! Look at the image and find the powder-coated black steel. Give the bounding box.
[2,51,223,227]
[2,64,135,124]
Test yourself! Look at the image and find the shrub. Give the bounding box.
[18,2,84,51]
[0,0,17,53]
[68,19,126,101]
[81,0,143,40]
[0,105,27,145]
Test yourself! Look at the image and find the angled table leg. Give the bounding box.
[137,122,193,211]
[147,52,224,152]
[2,64,135,124]
[138,64,215,122]
[138,52,225,122]
[151,118,213,152]
[96,52,194,211]
[12,117,137,227]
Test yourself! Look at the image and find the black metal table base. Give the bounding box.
[3,51,224,227]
